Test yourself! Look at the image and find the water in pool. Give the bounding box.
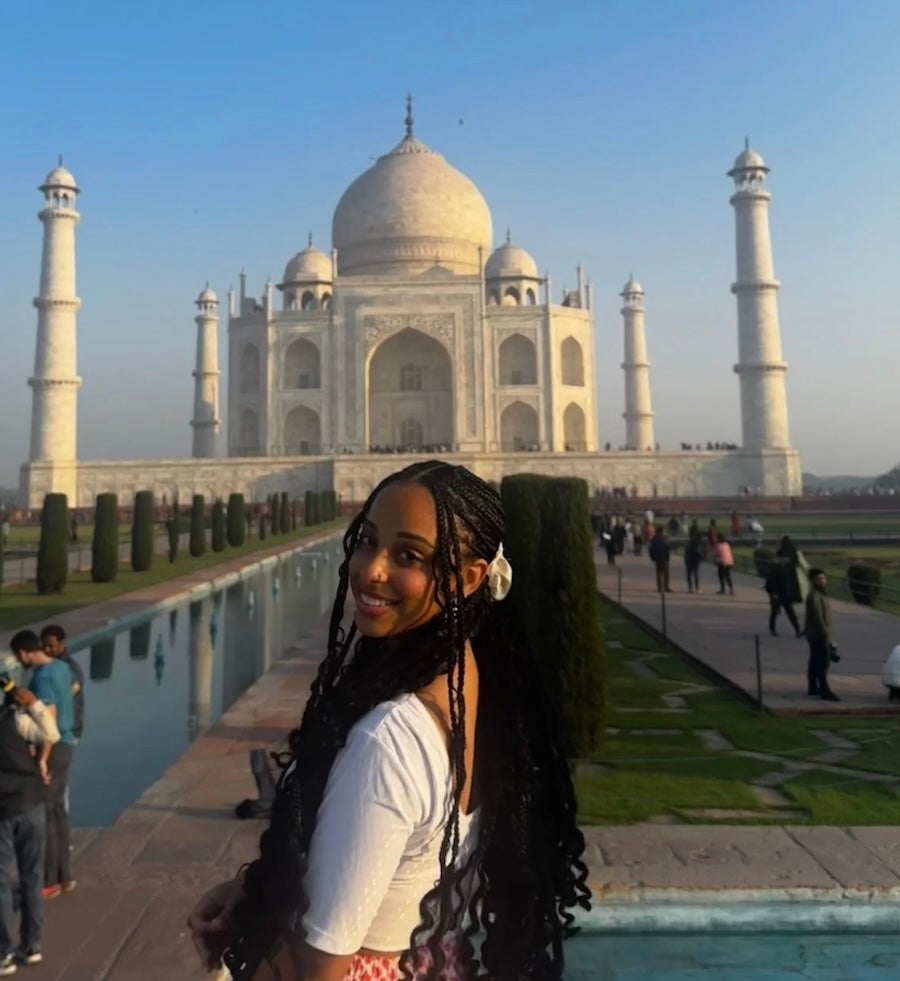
[65,538,342,826]
[565,931,900,979]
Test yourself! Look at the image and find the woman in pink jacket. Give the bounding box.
[715,533,735,595]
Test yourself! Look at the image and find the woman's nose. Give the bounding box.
[361,549,389,582]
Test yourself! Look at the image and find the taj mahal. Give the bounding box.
[20,100,801,508]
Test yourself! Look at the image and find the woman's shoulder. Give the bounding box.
[350,696,448,768]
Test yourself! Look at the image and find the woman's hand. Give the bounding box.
[187,877,243,971]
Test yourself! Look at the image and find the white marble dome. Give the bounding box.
[282,244,332,284]
[621,276,644,295]
[41,164,78,192]
[332,129,492,277]
[730,145,767,174]
[485,240,538,280]
[197,285,218,303]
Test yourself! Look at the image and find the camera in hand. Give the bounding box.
[0,674,14,695]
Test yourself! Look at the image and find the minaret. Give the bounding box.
[191,285,220,458]
[27,160,83,496]
[729,141,791,450]
[620,277,655,452]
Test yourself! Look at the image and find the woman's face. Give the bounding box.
[348,482,444,639]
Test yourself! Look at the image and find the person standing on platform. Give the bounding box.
[765,561,803,638]
[648,527,672,593]
[714,533,735,595]
[9,631,76,899]
[0,674,59,973]
[684,524,703,593]
[804,569,840,701]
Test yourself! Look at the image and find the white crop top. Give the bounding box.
[301,694,479,955]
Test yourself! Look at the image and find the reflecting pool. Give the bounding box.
[66,537,343,826]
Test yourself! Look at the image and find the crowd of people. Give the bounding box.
[0,625,82,974]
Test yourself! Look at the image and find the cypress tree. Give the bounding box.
[227,493,246,547]
[280,491,290,533]
[189,495,206,557]
[211,499,226,552]
[290,499,298,531]
[91,493,119,583]
[36,493,69,594]
[304,489,316,526]
[167,511,180,563]
[269,493,280,536]
[538,477,606,758]
[501,474,550,644]
[131,490,155,572]
[259,505,267,540]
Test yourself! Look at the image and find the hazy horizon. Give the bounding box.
[1,0,898,486]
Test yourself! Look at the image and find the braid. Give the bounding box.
[225,462,591,980]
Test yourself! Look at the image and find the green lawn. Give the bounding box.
[695,513,900,537]
[0,521,345,632]
[577,602,900,826]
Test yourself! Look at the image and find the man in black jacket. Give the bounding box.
[0,677,59,973]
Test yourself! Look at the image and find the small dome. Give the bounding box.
[621,276,643,295]
[729,143,768,176]
[40,164,78,192]
[485,240,538,280]
[282,244,332,284]
[197,285,218,304]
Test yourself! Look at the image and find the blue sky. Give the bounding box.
[1,0,898,484]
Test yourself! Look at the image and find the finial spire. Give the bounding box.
[405,93,414,138]
[308,231,313,247]
[58,153,63,167]
[506,227,511,245]
[744,135,750,151]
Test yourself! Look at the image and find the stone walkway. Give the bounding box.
[598,552,900,713]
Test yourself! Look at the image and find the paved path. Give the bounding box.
[597,552,900,713]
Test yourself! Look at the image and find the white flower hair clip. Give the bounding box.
[487,543,513,602]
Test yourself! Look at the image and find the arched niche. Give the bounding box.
[498,333,537,386]
[500,401,539,451]
[239,344,260,394]
[283,405,321,455]
[368,328,453,449]
[284,337,321,389]
[502,286,520,306]
[563,402,586,450]
[561,337,585,386]
[239,408,259,454]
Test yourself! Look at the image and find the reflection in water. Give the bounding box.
[129,622,151,660]
[66,537,343,826]
[90,637,115,680]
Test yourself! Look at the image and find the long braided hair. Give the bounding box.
[225,461,591,978]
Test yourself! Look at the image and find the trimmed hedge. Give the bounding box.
[36,493,69,594]
[211,499,226,552]
[305,489,319,526]
[269,493,280,536]
[167,507,180,563]
[259,505,267,540]
[501,474,551,644]
[91,493,119,583]
[227,493,245,547]
[131,490,155,572]
[291,498,298,531]
[189,495,206,557]
[537,477,606,758]
[753,547,777,579]
[847,563,882,606]
[280,491,290,533]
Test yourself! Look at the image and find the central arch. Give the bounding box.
[368,328,453,449]
[283,405,321,455]
[500,401,539,451]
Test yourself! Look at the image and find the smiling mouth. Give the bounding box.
[359,592,398,608]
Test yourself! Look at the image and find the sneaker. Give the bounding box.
[41,885,61,900]
[0,953,16,976]
[821,691,841,702]
[61,880,76,893]
[15,949,41,966]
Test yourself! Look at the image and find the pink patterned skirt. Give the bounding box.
[345,940,467,980]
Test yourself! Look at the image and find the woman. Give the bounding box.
[714,533,735,596]
[188,462,590,980]
[684,523,703,593]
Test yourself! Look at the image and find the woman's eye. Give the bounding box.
[399,549,423,564]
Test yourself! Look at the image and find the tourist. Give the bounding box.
[40,626,84,745]
[648,526,672,593]
[0,675,59,974]
[188,461,590,979]
[764,560,803,637]
[684,523,703,593]
[706,518,718,547]
[9,631,76,899]
[714,533,735,595]
[776,535,808,609]
[804,569,840,701]
[730,510,742,538]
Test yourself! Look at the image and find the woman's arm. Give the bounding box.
[252,944,354,981]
